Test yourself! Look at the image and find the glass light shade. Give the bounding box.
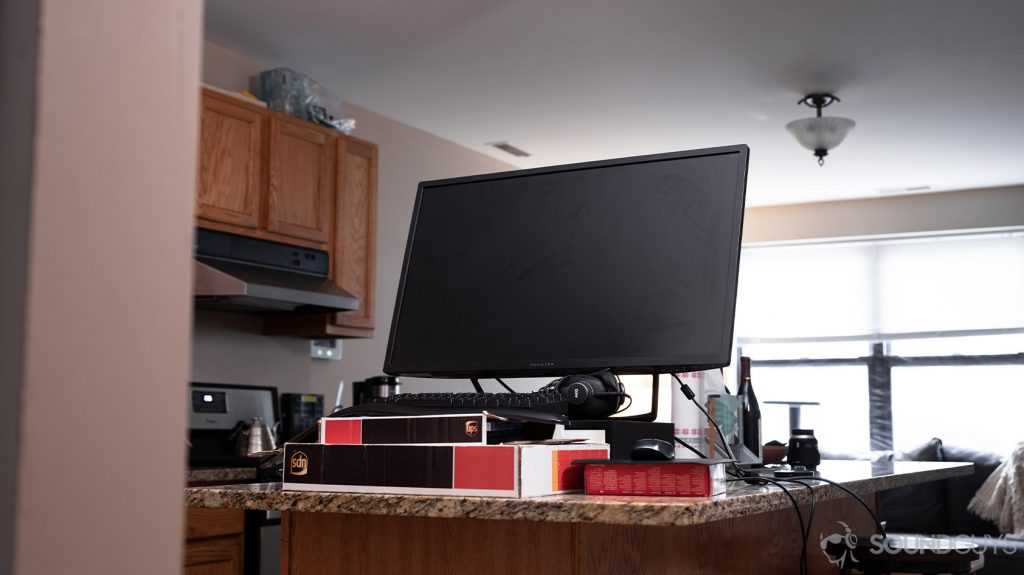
[785,116,856,151]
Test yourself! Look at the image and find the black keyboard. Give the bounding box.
[328,391,570,424]
[371,391,568,414]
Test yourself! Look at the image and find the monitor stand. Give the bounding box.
[565,419,674,460]
[614,373,659,422]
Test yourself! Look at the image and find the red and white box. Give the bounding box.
[319,413,492,445]
[283,442,610,498]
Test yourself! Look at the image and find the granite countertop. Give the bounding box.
[187,467,258,484]
[186,460,972,528]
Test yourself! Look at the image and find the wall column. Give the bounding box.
[6,1,202,574]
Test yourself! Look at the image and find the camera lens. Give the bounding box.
[787,428,821,470]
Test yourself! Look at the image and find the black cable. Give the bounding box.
[540,376,566,393]
[693,401,736,460]
[803,476,887,539]
[774,478,816,575]
[727,477,807,575]
[609,374,632,414]
[787,480,817,546]
[754,474,886,573]
[494,377,515,393]
[671,373,738,463]
[611,392,633,414]
[470,378,484,393]
[709,439,731,458]
[673,437,709,459]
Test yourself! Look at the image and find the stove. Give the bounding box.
[188,382,279,469]
[188,382,282,575]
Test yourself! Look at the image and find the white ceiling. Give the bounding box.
[205,0,1024,206]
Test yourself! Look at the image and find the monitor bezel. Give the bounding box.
[383,145,749,378]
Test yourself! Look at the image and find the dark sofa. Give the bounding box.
[875,439,1022,575]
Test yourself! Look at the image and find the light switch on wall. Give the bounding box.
[310,339,341,360]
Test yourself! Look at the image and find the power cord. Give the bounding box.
[727,476,807,575]
[469,377,516,394]
[671,373,742,476]
[801,476,887,539]
[673,436,709,459]
[730,475,885,574]
[494,377,515,393]
[672,369,810,575]
[773,478,817,575]
[771,476,886,571]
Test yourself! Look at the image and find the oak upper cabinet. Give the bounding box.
[196,88,333,250]
[331,137,378,335]
[196,87,378,338]
[262,135,379,339]
[196,92,264,229]
[266,116,335,244]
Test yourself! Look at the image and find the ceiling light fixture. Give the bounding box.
[785,93,856,166]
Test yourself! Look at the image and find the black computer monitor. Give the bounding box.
[384,145,749,379]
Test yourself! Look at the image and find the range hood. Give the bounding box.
[193,228,359,314]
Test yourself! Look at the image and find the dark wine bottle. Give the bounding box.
[737,356,762,459]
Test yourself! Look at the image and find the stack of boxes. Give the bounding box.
[282,413,609,498]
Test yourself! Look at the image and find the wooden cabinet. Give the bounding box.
[196,93,264,229]
[262,137,379,339]
[196,87,378,338]
[331,137,378,335]
[196,88,336,251]
[267,117,334,244]
[184,508,244,575]
[184,536,243,575]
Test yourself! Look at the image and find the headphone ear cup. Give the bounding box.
[558,373,623,419]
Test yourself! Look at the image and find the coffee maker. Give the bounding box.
[352,375,400,405]
[280,393,324,442]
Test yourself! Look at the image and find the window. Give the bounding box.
[891,363,1024,455]
[735,231,1024,456]
[755,364,869,453]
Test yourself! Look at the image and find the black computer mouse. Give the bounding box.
[630,438,675,461]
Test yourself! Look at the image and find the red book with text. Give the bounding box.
[577,459,728,497]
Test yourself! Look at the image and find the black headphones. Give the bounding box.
[553,371,629,419]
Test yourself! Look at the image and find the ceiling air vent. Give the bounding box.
[876,185,931,195]
[487,141,531,157]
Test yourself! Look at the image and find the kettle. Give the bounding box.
[231,417,278,456]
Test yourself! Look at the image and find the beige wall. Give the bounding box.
[196,41,516,403]
[198,41,1024,405]
[10,2,202,575]
[744,185,1024,244]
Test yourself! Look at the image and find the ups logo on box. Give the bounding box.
[289,451,309,476]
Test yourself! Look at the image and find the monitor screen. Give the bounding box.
[384,145,749,378]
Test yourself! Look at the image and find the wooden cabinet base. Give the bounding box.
[280,497,874,575]
[185,508,244,575]
[184,536,243,575]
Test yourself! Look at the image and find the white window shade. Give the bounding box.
[735,242,874,339]
[892,365,1024,455]
[876,233,1024,334]
[735,231,1024,341]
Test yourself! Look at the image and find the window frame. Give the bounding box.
[743,343,1024,450]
